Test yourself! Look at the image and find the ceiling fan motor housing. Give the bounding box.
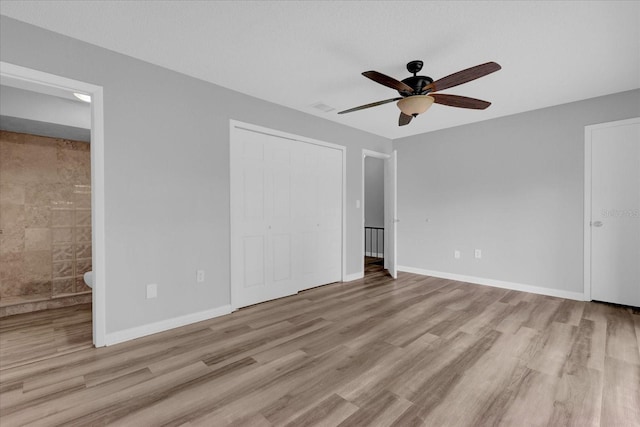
[400,75,433,96]
[398,60,433,95]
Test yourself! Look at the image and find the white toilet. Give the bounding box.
[83,271,94,289]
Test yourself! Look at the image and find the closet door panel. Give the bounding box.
[242,236,265,288]
[271,234,292,283]
[311,146,343,288]
[291,143,318,288]
[263,135,296,301]
[232,131,268,307]
[232,126,342,307]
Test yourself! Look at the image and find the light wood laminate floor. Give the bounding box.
[0,303,93,371]
[1,270,639,426]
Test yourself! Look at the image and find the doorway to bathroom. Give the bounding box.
[0,62,106,366]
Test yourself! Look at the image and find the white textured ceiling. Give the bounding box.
[1,1,638,139]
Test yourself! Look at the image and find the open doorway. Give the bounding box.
[364,156,385,276]
[362,149,397,279]
[0,79,94,368]
[0,62,106,361]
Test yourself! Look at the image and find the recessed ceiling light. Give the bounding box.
[73,92,91,103]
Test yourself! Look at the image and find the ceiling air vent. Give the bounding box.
[310,102,335,113]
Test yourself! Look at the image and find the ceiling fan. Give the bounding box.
[338,60,501,126]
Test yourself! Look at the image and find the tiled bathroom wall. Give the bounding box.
[0,130,92,314]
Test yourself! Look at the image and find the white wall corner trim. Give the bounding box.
[398,266,585,301]
[104,305,233,346]
[343,272,364,282]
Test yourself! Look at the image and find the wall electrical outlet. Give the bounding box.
[196,270,205,283]
[146,283,158,299]
[475,249,482,259]
[454,250,461,259]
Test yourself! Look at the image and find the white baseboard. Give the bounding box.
[397,266,585,301]
[364,252,384,258]
[104,304,233,346]
[343,271,364,282]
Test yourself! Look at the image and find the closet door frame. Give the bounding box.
[229,120,346,310]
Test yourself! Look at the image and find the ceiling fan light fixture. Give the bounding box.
[397,95,434,117]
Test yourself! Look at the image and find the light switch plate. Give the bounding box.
[475,249,482,259]
[454,250,461,259]
[196,270,205,283]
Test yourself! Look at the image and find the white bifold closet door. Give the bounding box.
[231,128,342,309]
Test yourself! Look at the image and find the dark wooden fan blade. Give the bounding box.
[337,97,402,114]
[424,62,501,92]
[431,93,491,110]
[399,112,413,126]
[363,71,414,94]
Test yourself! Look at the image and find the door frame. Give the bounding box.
[583,117,640,301]
[229,120,346,310]
[1,61,107,347]
[362,149,396,276]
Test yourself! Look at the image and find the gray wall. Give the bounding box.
[394,89,640,294]
[0,16,390,334]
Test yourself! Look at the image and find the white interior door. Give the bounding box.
[291,141,319,290]
[384,150,398,279]
[314,145,343,288]
[231,130,296,308]
[589,119,640,307]
[231,124,343,308]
